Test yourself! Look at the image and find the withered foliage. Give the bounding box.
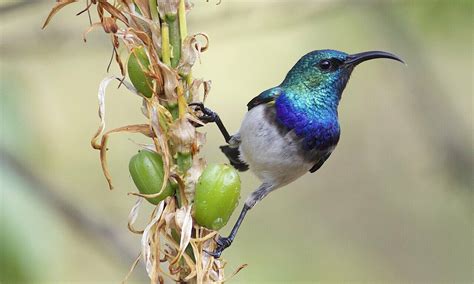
[43,1,244,283]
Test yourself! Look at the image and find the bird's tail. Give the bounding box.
[219,145,249,172]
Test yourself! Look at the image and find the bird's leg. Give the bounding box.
[208,183,273,258]
[189,102,232,144]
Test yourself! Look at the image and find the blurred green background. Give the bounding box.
[1,0,472,283]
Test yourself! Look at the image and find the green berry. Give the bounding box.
[129,150,175,205]
[194,164,241,230]
[127,46,153,98]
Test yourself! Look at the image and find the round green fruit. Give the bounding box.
[129,150,175,205]
[127,46,153,98]
[194,164,241,230]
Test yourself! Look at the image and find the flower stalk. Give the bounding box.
[42,1,246,282]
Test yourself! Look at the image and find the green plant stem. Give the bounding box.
[149,0,159,21]
[178,0,193,91]
[166,15,181,68]
[178,0,187,42]
[161,22,172,66]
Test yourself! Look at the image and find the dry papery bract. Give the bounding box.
[43,1,245,283]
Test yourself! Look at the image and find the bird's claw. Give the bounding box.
[204,236,233,259]
[188,102,217,125]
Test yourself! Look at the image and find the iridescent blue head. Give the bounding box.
[276,49,403,151]
[282,49,404,101]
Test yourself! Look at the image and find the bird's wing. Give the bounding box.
[309,151,332,173]
[220,145,249,172]
[247,87,283,111]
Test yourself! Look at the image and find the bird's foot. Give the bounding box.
[205,236,233,258]
[188,102,218,125]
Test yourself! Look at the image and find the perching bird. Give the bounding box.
[191,49,404,258]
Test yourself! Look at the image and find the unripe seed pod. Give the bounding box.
[194,164,241,230]
[129,150,175,205]
[128,46,153,98]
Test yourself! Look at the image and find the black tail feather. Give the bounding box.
[220,145,249,172]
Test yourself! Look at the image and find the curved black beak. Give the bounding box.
[344,51,404,67]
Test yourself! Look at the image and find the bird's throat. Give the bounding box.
[274,90,341,151]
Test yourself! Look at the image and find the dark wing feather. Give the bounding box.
[247,87,282,111]
[220,145,249,172]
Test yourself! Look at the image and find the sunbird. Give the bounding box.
[191,49,404,258]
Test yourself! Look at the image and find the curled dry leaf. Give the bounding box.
[99,124,153,190]
[141,201,165,277]
[91,76,140,150]
[168,118,195,154]
[127,12,153,36]
[127,197,144,234]
[116,28,145,47]
[189,78,212,103]
[82,22,103,42]
[91,76,147,189]
[131,0,151,19]
[178,33,210,76]
[112,39,126,76]
[149,101,171,194]
[155,60,179,104]
[174,206,186,230]
[42,0,77,29]
[102,16,118,33]
[141,98,150,118]
[98,1,129,26]
[150,22,162,57]
[129,28,153,49]
[184,157,206,204]
[171,205,192,265]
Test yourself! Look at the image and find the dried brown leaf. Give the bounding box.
[155,61,179,103]
[127,12,153,36]
[184,157,205,202]
[149,101,171,194]
[133,0,151,19]
[142,201,165,277]
[127,197,145,234]
[82,22,102,42]
[102,16,118,33]
[91,76,140,151]
[99,1,129,25]
[189,79,212,103]
[170,205,192,265]
[178,33,209,76]
[99,124,153,190]
[42,0,77,29]
[168,118,195,154]
[112,38,125,75]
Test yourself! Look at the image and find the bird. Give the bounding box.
[190,49,404,258]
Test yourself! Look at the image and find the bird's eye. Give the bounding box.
[318,60,332,71]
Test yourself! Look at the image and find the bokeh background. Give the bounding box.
[1,0,472,283]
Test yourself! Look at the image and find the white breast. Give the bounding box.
[236,105,313,189]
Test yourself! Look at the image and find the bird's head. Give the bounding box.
[282,49,404,99]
